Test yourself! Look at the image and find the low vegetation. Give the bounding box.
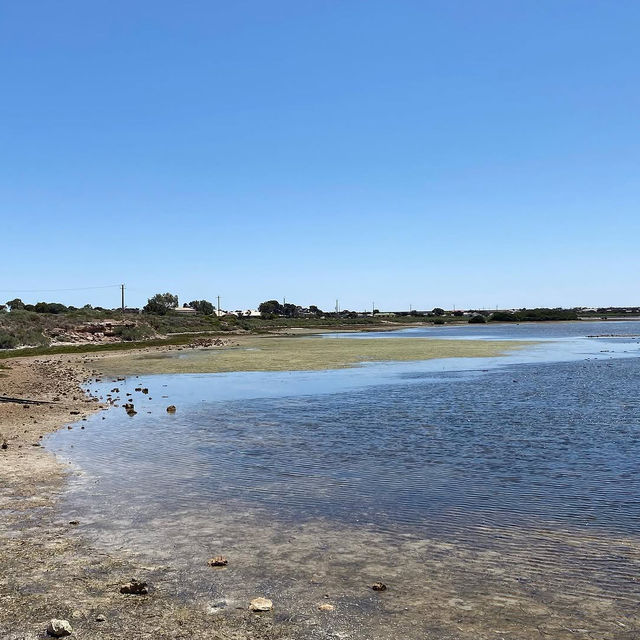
[0,290,609,354]
[94,337,534,375]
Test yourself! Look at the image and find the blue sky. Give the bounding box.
[2,1,639,311]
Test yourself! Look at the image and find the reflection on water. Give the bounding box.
[46,321,640,639]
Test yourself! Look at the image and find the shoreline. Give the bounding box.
[0,351,296,638]
[1,335,529,638]
[0,326,619,638]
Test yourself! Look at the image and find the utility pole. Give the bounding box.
[121,284,125,313]
[372,301,375,316]
[217,295,221,317]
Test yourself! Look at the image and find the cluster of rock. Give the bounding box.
[47,321,139,345]
[188,337,230,348]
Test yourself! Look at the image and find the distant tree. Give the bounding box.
[0,304,6,312]
[258,300,283,317]
[188,299,215,315]
[309,305,323,317]
[144,292,179,315]
[373,309,380,315]
[24,304,35,311]
[432,307,445,316]
[82,304,93,310]
[34,302,68,314]
[6,298,25,311]
[282,303,299,318]
[491,311,517,322]
[469,314,487,324]
[453,310,464,317]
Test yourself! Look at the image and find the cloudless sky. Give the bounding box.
[1,1,639,311]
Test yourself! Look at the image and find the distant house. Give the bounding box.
[174,306,197,315]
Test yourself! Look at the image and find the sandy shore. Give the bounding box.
[0,335,531,639]
[0,352,296,639]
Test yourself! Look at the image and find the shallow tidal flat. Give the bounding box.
[94,336,533,375]
[47,326,640,639]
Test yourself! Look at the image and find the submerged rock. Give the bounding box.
[249,597,273,612]
[46,619,72,637]
[166,405,177,413]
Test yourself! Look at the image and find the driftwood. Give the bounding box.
[0,396,52,405]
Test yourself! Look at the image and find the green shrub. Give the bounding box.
[113,325,155,342]
[0,333,19,349]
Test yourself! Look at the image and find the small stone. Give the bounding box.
[166,405,176,413]
[249,597,273,612]
[71,609,82,619]
[1,440,8,450]
[207,555,228,567]
[95,614,106,622]
[371,582,387,591]
[318,603,335,611]
[47,618,72,637]
[69,520,79,525]
[120,579,149,595]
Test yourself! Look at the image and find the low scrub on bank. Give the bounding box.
[489,308,579,322]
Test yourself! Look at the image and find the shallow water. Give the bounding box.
[46,321,640,639]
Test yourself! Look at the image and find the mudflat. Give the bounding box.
[93,335,533,375]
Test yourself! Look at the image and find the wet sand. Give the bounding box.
[0,354,294,638]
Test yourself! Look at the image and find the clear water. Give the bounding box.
[46,321,640,639]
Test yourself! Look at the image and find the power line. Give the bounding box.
[0,284,122,293]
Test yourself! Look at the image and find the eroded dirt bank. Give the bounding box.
[0,355,291,639]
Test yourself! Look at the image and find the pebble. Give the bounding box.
[207,555,228,567]
[371,582,387,591]
[95,614,106,622]
[249,597,273,612]
[46,619,72,637]
[318,603,335,611]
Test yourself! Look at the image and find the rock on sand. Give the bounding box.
[47,619,72,637]
[249,597,273,612]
